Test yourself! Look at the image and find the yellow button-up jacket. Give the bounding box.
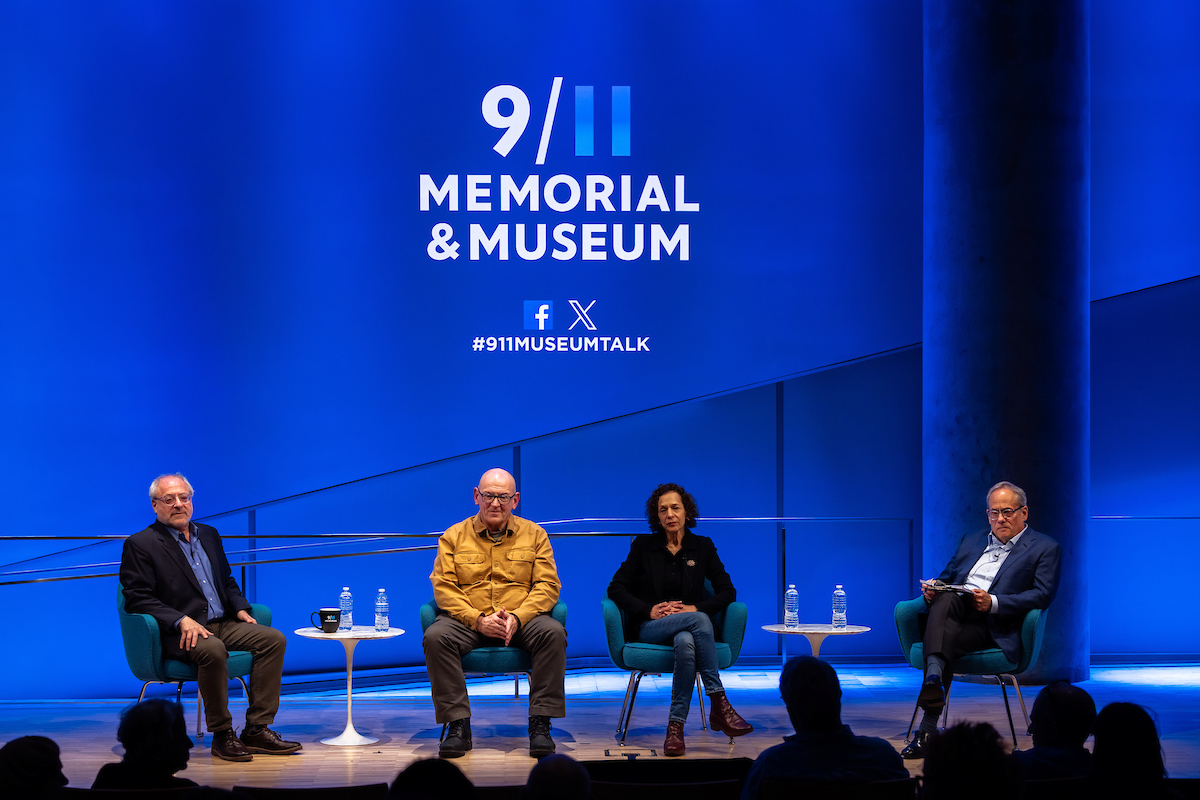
[430,513,561,629]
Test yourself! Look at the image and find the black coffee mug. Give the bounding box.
[311,607,341,633]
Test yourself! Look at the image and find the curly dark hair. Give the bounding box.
[644,483,699,534]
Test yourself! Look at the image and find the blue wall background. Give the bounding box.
[0,1,1197,700]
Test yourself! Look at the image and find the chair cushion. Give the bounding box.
[461,647,532,674]
[163,650,255,682]
[908,643,1018,675]
[621,641,733,672]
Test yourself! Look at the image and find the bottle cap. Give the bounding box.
[343,586,350,590]
[379,588,385,592]
[788,584,795,588]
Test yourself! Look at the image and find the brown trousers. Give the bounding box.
[184,618,287,732]
[422,613,567,724]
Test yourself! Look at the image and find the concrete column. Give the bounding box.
[923,0,1089,682]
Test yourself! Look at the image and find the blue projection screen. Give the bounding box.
[0,1,921,532]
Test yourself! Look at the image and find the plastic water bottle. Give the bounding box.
[784,584,799,629]
[339,586,353,631]
[374,588,389,632]
[832,584,847,629]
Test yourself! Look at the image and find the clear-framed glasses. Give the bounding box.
[155,494,193,507]
[986,506,1024,520]
[479,491,515,505]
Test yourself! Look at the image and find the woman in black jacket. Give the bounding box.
[607,482,753,756]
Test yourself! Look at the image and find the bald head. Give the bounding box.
[474,468,519,532]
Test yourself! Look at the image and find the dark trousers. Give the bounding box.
[422,613,567,724]
[184,618,287,732]
[923,591,998,670]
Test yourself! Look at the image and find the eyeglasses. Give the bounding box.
[986,506,1024,520]
[155,494,193,506]
[478,491,515,505]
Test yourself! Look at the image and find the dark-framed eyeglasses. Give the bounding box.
[478,491,515,505]
[155,494,193,507]
[986,506,1024,520]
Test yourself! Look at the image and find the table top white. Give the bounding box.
[293,625,405,641]
[761,623,871,634]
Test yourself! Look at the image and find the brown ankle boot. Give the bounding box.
[664,720,685,756]
[709,692,753,738]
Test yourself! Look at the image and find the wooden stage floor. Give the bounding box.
[5,663,1200,790]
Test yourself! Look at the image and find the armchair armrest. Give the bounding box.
[600,593,628,670]
[894,597,927,663]
[721,601,748,664]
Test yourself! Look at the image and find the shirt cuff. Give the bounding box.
[988,594,998,613]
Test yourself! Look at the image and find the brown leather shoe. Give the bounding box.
[708,692,753,738]
[664,720,685,757]
[211,728,253,762]
[239,725,303,755]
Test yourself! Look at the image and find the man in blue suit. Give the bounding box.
[900,481,1061,759]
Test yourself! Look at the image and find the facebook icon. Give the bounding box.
[523,300,553,331]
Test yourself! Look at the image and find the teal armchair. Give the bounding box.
[601,580,747,745]
[895,596,1047,749]
[419,598,568,699]
[117,583,270,738]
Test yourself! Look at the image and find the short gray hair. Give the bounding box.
[987,481,1027,508]
[149,474,194,500]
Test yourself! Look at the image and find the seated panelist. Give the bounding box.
[607,482,753,757]
[422,467,567,759]
[902,480,1061,759]
[119,474,299,762]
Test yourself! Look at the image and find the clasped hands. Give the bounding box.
[476,606,519,645]
[178,609,256,651]
[649,600,698,620]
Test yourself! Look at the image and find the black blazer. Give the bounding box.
[607,529,736,632]
[119,520,251,660]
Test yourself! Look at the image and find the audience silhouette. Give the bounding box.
[1011,680,1095,780]
[390,757,477,799]
[922,722,1020,800]
[741,656,907,799]
[1090,702,1182,799]
[92,698,199,790]
[0,735,69,799]
[525,753,592,800]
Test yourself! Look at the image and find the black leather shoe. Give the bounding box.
[917,676,945,710]
[528,715,555,758]
[211,728,253,762]
[240,725,303,755]
[439,718,472,758]
[900,730,933,759]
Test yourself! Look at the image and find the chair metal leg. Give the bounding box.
[904,697,920,741]
[236,677,250,702]
[616,672,638,734]
[991,675,1019,751]
[618,671,649,745]
[695,674,708,731]
[1004,673,1031,732]
[194,685,204,739]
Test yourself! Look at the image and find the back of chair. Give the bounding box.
[759,776,919,800]
[592,779,742,800]
[117,582,167,682]
[602,579,748,668]
[118,582,273,682]
[233,784,389,799]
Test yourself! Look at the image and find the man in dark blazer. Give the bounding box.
[120,474,300,762]
[901,480,1062,759]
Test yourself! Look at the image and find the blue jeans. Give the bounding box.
[638,612,725,723]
